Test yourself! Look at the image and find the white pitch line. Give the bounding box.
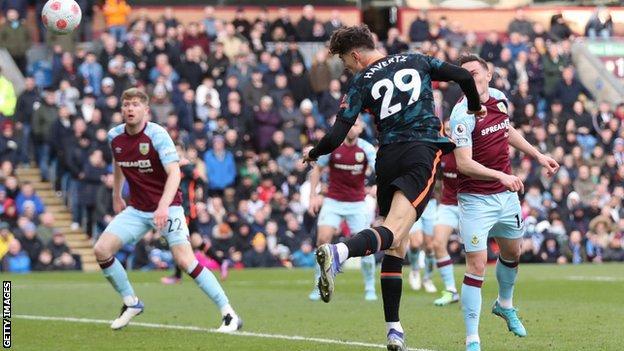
[14,314,434,351]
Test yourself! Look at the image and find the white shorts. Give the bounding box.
[410,199,437,236]
[317,198,370,232]
[435,204,460,229]
[458,192,524,253]
[105,206,189,247]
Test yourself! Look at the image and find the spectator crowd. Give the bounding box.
[0,3,623,273]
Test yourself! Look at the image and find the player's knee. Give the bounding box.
[433,237,447,255]
[93,240,113,260]
[468,260,486,276]
[173,252,196,271]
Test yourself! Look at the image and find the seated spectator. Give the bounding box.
[385,27,408,55]
[318,79,342,121]
[33,248,54,271]
[563,230,586,264]
[292,239,315,268]
[0,221,15,261]
[204,135,237,196]
[549,13,573,41]
[0,122,19,165]
[539,236,565,263]
[47,231,76,270]
[585,7,613,39]
[4,239,30,273]
[17,221,43,265]
[409,10,429,42]
[243,233,278,267]
[15,181,45,217]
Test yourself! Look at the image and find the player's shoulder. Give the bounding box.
[450,97,469,119]
[488,88,508,101]
[144,122,172,143]
[356,138,375,152]
[107,124,126,142]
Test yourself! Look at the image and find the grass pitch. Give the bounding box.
[6,264,624,350]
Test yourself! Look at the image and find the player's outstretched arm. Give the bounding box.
[454,147,524,193]
[304,118,352,162]
[508,127,560,177]
[430,62,483,115]
[153,162,182,230]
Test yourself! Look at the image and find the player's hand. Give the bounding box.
[153,205,169,231]
[467,105,487,119]
[538,154,560,177]
[113,196,126,214]
[500,174,524,193]
[302,145,317,165]
[308,194,323,216]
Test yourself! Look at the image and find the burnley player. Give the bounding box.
[303,25,484,350]
[308,119,378,302]
[406,200,437,293]
[93,88,242,332]
[450,55,558,351]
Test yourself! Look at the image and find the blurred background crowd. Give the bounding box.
[0,1,623,274]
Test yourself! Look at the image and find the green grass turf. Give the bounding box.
[5,263,624,350]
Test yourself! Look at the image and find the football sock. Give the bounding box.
[174,266,183,279]
[386,321,404,335]
[424,253,435,280]
[99,257,136,302]
[344,227,394,260]
[436,256,456,292]
[187,260,229,310]
[408,247,421,272]
[361,254,376,292]
[496,256,518,309]
[462,273,484,341]
[381,255,403,325]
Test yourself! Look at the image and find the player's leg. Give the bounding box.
[345,202,377,301]
[422,231,437,293]
[165,206,241,332]
[382,234,409,351]
[316,143,439,306]
[433,204,460,306]
[490,192,526,337]
[94,207,149,330]
[458,194,499,351]
[311,198,340,301]
[463,250,487,351]
[407,224,423,290]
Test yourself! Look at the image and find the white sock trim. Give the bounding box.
[497,297,513,309]
[386,321,404,334]
[123,295,138,307]
[466,334,480,344]
[335,243,349,264]
[220,304,235,317]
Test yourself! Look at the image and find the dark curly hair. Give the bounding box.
[458,54,488,70]
[328,24,375,56]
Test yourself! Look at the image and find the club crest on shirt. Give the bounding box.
[139,143,150,155]
[497,102,508,115]
[115,147,122,154]
[355,152,365,163]
[471,235,479,246]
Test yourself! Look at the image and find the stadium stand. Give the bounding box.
[1,3,624,273]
